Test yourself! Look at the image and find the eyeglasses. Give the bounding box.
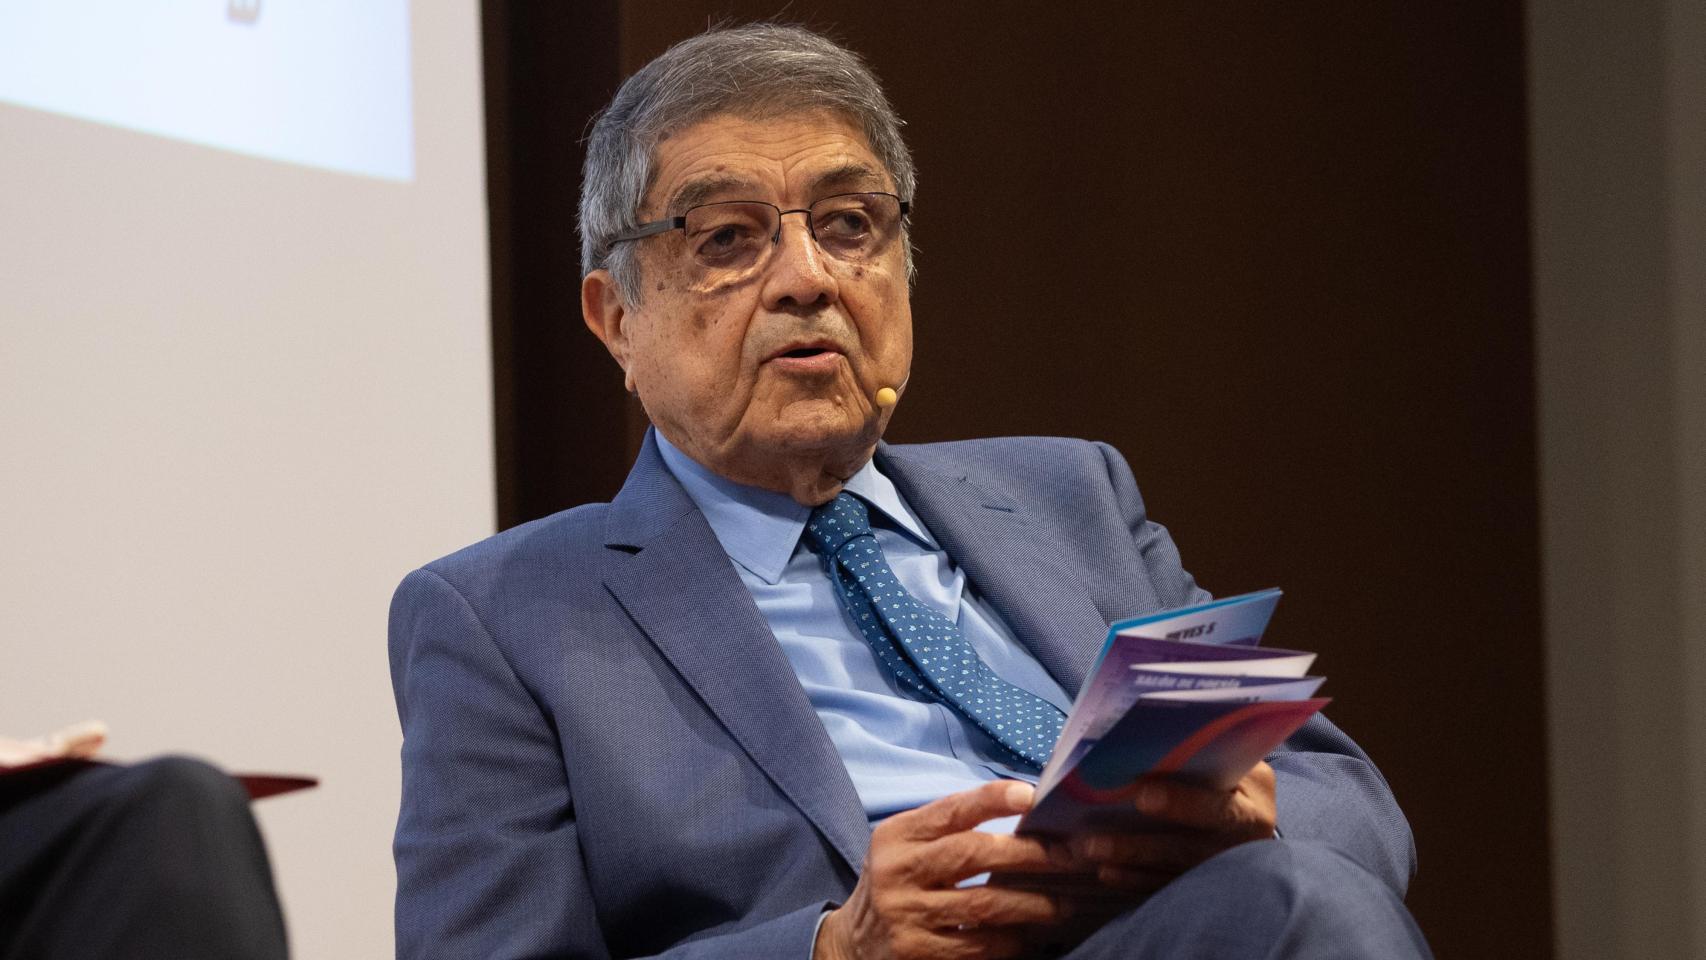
[608,191,910,283]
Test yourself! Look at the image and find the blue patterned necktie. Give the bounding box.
[803,492,1065,771]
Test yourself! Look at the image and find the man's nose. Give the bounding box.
[761,213,838,310]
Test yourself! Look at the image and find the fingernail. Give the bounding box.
[1136,784,1165,814]
[1006,781,1035,807]
[1074,836,1111,860]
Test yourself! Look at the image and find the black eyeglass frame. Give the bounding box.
[606,191,911,249]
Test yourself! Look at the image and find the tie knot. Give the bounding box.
[803,492,873,555]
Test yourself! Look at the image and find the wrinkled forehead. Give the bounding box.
[642,110,894,216]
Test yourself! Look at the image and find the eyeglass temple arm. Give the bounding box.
[610,217,687,245]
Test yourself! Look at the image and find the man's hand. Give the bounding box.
[814,780,1069,960]
[1067,762,1278,895]
[0,720,106,770]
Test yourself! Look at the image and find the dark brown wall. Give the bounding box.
[486,3,1551,955]
[484,0,634,524]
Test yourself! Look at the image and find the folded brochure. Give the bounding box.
[1019,588,1327,837]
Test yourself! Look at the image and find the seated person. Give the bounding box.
[0,725,288,960]
[389,23,1429,960]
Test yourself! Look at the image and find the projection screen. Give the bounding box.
[0,2,493,954]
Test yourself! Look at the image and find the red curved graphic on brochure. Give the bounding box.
[1054,698,1329,804]
[1150,699,1328,786]
[1056,769,1145,805]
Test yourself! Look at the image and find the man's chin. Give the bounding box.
[663,402,884,496]
[763,407,883,458]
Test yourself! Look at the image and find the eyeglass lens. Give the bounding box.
[680,193,903,278]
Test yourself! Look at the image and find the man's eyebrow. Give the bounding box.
[661,162,892,216]
[807,162,891,197]
[665,174,756,216]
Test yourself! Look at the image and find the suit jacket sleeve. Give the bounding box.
[1094,440,1418,896]
[1094,440,1213,611]
[389,568,832,960]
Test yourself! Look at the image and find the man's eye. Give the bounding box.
[817,209,873,240]
[694,223,761,258]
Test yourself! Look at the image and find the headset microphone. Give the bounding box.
[874,373,910,410]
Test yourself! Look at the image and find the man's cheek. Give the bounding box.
[692,304,729,334]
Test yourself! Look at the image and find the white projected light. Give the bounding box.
[0,0,414,180]
[0,1,482,952]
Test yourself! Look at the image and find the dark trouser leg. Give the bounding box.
[1063,839,1432,960]
[0,756,289,960]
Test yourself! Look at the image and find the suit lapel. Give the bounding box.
[601,434,870,873]
[878,444,1111,697]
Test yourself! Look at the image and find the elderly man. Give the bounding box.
[389,24,1428,960]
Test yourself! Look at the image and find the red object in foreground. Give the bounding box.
[0,757,317,801]
[234,772,318,801]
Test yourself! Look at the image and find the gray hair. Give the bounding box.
[579,24,916,304]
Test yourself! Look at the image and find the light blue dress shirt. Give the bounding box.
[656,434,1075,830]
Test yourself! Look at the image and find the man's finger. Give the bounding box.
[907,926,1030,960]
[956,926,1030,960]
[1130,777,1270,836]
[915,831,1061,885]
[1097,863,1183,892]
[1244,762,1277,792]
[889,780,1035,841]
[1068,830,1231,873]
[911,886,1063,929]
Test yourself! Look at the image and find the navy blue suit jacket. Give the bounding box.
[389,433,1414,959]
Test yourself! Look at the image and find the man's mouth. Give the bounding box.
[766,340,843,362]
[764,341,847,374]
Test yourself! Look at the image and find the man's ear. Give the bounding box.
[582,269,636,393]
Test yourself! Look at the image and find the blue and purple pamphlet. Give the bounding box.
[1019,589,1327,838]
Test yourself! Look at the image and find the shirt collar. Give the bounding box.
[655,432,937,585]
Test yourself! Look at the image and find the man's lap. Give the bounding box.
[1062,839,1430,960]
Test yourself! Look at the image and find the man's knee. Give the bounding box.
[103,756,269,874]
[1197,837,1368,908]
[113,755,251,816]
[1069,839,1431,959]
